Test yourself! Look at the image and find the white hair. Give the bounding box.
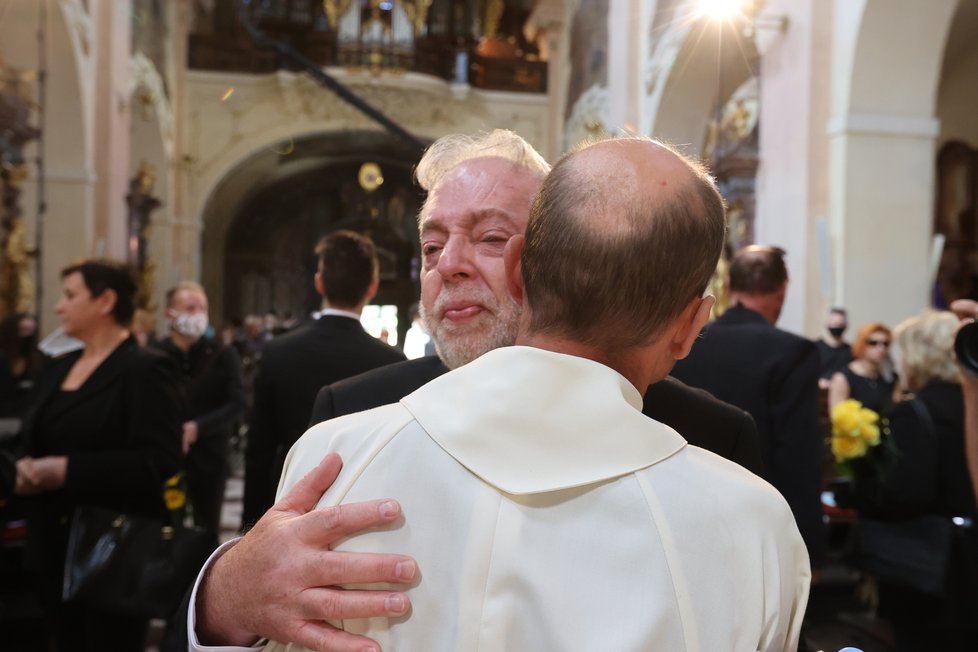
[415,129,551,193]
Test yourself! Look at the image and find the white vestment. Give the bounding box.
[264,346,810,651]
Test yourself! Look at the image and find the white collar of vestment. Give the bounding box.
[400,346,686,496]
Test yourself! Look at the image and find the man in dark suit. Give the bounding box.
[671,245,825,568]
[241,230,405,527]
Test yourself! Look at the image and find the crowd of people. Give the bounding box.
[0,129,976,652]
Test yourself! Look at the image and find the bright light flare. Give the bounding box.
[220,88,235,102]
[696,0,744,20]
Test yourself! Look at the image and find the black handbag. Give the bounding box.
[62,505,215,618]
[856,513,955,596]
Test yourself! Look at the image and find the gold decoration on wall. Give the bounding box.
[358,162,384,192]
[126,161,163,312]
[484,0,504,38]
[400,0,433,33]
[323,0,354,29]
[0,202,35,318]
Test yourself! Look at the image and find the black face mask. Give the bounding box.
[828,326,846,339]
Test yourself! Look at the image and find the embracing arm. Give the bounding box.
[191,453,418,652]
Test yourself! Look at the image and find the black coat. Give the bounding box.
[17,337,183,590]
[242,316,406,525]
[671,305,825,566]
[856,382,977,521]
[156,337,246,445]
[310,355,764,476]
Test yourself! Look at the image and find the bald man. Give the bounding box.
[259,138,809,651]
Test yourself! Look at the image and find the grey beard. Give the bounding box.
[421,300,520,370]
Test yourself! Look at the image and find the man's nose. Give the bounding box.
[436,238,475,278]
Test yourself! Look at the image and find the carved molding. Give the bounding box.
[130,52,175,160]
[643,6,693,134]
[274,70,490,131]
[58,0,95,144]
[564,83,609,150]
[58,0,93,69]
[185,70,546,204]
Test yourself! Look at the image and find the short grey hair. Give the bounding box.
[415,129,551,193]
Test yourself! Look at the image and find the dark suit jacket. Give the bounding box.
[670,305,825,566]
[310,355,764,476]
[17,337,183,588]
[242,316,406,526]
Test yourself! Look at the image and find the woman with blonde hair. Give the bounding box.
[855,310,977,651]
[828,321,898,413]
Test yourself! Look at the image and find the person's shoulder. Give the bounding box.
[287,403,418,482]
[659,446,794,524]
[773,326,816,349]
[649,376,749,419]
[122,340,179,380]
[257,322,317,359]
[333,356,446,392]
[359,334,408,361]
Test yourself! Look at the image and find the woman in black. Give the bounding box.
[14,259,182,650]
[828,321,898,414]
[855,310,978,651]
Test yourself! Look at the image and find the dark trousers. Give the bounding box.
[185,432,231,533]
[51,600,149,651]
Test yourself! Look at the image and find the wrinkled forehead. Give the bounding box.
[419,158,539,231]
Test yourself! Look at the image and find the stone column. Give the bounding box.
[91,0,132,258]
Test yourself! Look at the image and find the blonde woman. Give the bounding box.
[854,310,977,650]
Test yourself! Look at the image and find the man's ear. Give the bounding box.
[364,277,379,304]
[670,295,715,360]
[503,235,525,305]
[314,272,325,298]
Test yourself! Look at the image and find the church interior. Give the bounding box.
[2,2,978,650]
[0,0,975,341]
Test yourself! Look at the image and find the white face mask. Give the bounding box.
[173,312,209,340]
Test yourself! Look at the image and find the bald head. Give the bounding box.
[521,137,725,350]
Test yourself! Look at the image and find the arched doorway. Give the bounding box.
[200,130,424,345]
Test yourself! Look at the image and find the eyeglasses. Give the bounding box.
[867,339,890,348]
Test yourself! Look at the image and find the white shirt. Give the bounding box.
[256,346,810,652]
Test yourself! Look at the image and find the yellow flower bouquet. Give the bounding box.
[830,399,886,463]
[163,472,189,526]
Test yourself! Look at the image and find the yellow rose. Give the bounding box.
[165,474,181,488]
[831,400,862,437]
[164,488,186,511]
[832,433,868,462]
[859,422,881,446]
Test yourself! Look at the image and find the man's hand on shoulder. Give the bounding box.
[195,453,418,651]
